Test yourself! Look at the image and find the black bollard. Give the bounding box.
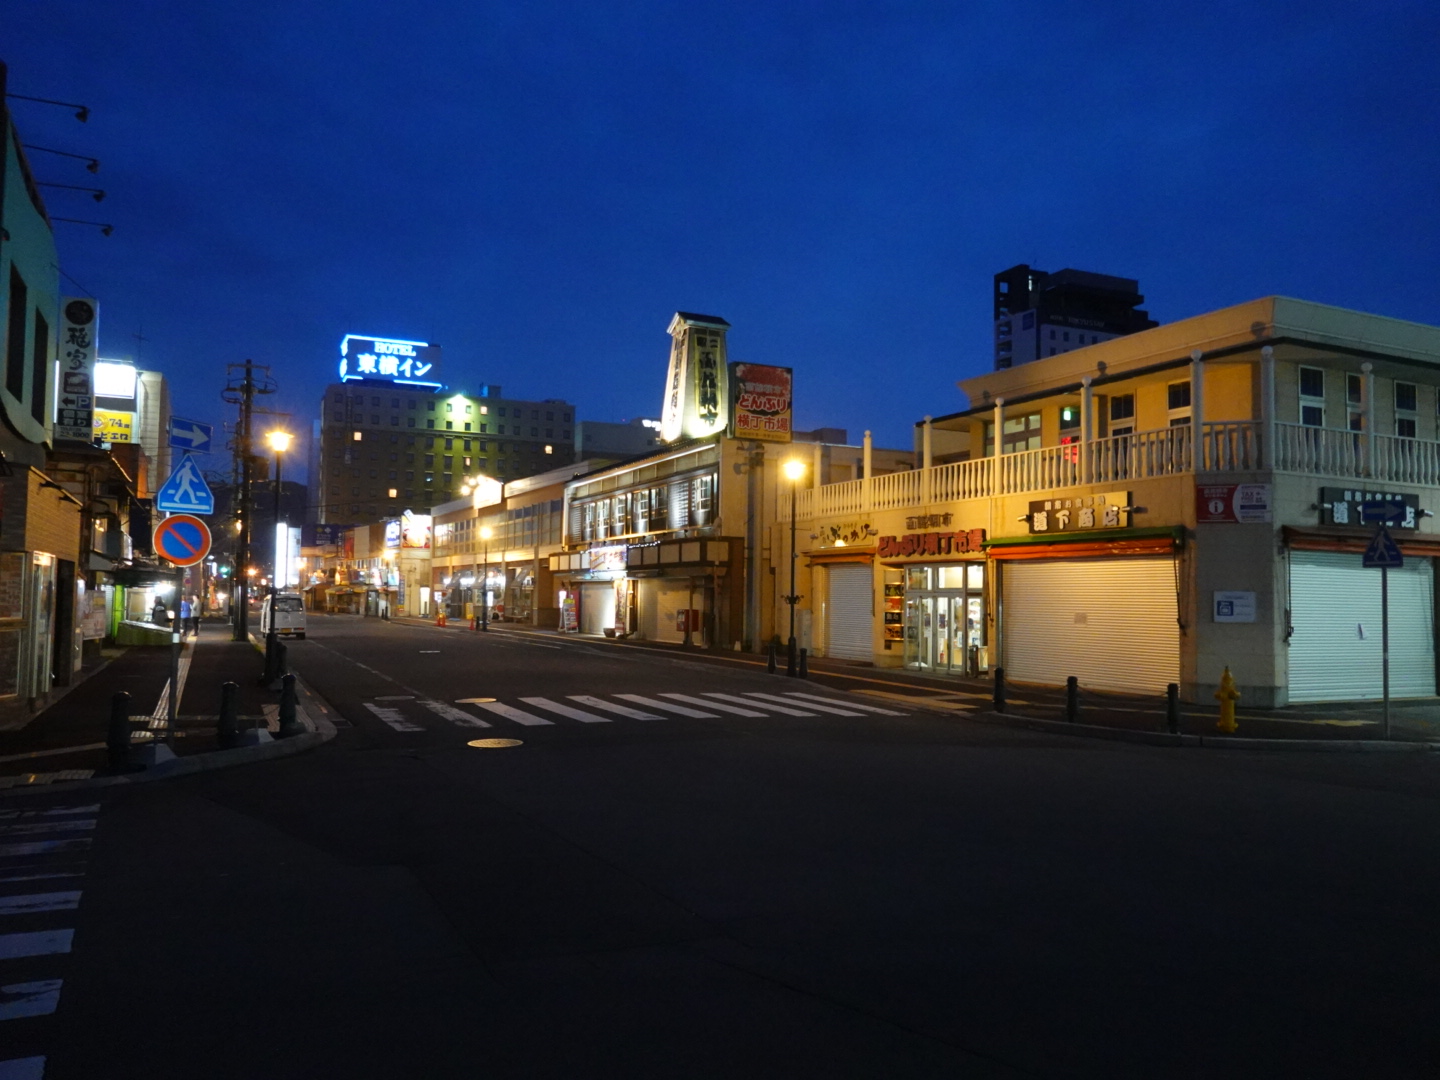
[798,648,809,679]
[277,674,304,738]
[258,635,276,686]
[993,667,1006,713]
[786,640,797,678]
[1166,683,1180,734]
[1065,676,1079,723]
[767,641,777,674]
[276,640,288,678]
[218,681,240,749]
[107,691,132,771]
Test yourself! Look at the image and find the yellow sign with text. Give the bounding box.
[93,409,136,444]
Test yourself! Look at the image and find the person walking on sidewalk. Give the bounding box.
[179,596,193,637]
[188,596,201,635]
[151,596,168,625]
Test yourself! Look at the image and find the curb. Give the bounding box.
[0,673,340,799]
[965,709,1440,752]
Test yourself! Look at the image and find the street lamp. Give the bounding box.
[478,525,493,631]
[782,459,807,676]
[265,430,291,652]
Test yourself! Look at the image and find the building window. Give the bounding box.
[1058,404,1081,432]
[446,402,453,413]
[1395,381,1418,438]
[427,420,435,429]
[1001,413,1042,454]
[427,401,435,411]
[464,423,471,431]
[353,431,362,441]
[1109,394,1135,437]
[480,405,488,415]
[388,488,398,498]
[30,309,49,423]
[1298,366,1324,427]
[564,412,571,423]
[408,400,416,409]
[544,444,553,454]
[407,418,415,428]
[1168,381,1192,426]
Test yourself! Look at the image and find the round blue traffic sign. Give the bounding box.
[153,514,212,567]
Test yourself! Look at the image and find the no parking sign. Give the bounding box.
[153,514,212,567]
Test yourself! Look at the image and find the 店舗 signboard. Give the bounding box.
[729,362,792,442]
[1320,487,1419,529]
[1196,483,1272,524]
[660,313,730,443]
[93,409,135,444]
[338,335,442,389]
[877,528,986,560]
[56,298,98,442]
[1027,492,1129,534]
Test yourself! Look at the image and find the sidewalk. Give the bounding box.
[0,620,329,790]
[392,614,1440,748]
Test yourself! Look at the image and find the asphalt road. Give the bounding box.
[8,614,1440,1078]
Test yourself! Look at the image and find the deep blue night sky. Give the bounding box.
[9,1,1439,480]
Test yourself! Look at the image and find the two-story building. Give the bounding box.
[792,296,1440,707]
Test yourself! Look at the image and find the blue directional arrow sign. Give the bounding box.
[1362,527,1403,568]
[1359,499,1407,526]
[168,416,214,453]
[156,453,215,515]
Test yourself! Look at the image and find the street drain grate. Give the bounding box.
[468,738,523,749]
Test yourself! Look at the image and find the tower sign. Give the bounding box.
[659,312,731,443]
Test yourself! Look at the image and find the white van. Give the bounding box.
[261,592,307,639]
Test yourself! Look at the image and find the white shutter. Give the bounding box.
[1002,557,1179,693]
[1287,551,1434,703]
[825,564,873,660]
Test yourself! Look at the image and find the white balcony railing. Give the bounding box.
[786,420,1440,521]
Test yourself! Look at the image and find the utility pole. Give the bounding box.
[223,360,275,641]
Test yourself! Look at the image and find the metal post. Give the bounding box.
[218,681,239,748]
[168,565,182,749]
[107,691,132,771]
[993,666,1006,713]
[1382,563,1390,739]
[1166,683,1180,735]
[481,535,489,631]
[787,478,798,676]
[1065,675,1078,723]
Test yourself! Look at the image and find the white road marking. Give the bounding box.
[0,839,91,858]
[0,980,63,1021]
[660,693,768,717]
[361,704,423,732]
[566,695,663,720]
[0,892,81,916]
[0,870,84,884]
[615,694,719,718]
[0,805,98,820]
[742,692,867,716]
[0,820,96,837]
[0,929,73,961]
[704,693,816,716]
[0,1056,47,1079]
[465,701,554,726]
[781,691,908,715]
[518,698,612,723]
[418,700,491,728]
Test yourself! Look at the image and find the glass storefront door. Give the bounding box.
[903,563,987,675]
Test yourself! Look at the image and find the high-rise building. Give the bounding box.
[315,377,577,524]
[992,264,1157,370]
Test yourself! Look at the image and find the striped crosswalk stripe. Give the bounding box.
[741,692,868,717]
[519,698,612,723]
[702,693,817,716]
[0,805,98,821]
[781,692,907,716]
[0,819,96,837]
[0,1055,46,1079]
[0,930,73,961]
[0,980,63,1021]
[418,699,491,728]
[466,701,554,726]
[362,704,423,731]
[566,695,663,720]
[614,694,719,718]
[0,892,80,916]
[660,693,768,717]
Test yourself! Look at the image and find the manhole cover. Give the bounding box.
[468,738,523,749]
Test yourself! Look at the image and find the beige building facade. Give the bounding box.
[792,297,1440,707]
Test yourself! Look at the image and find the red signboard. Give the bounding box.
[1196,483,1273,524]
[729,362,792,442]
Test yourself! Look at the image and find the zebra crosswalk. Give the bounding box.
[354,689,909,733]
[0,800,100,1079]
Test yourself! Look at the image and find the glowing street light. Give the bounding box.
[265,430,292,657]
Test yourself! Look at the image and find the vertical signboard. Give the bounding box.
[729,362,793,442]
[56,298,98,441]
[660,313,730,443]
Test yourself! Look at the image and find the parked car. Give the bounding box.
[261,592,307,639]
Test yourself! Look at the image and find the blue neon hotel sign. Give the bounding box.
[339,335,443,388]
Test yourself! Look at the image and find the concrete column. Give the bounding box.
[992,398,1005,494]
[1260,345,1276,470]
[1080,376,1093,485]
[1190,349,1205,470]
[862,430,873,512]
[921,415,933,504]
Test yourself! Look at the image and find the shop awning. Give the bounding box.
[806,549,876,566]
[1281,526,1440,557]
[983,526,1183,562]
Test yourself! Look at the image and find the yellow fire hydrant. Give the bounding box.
[1215,667,1240,734]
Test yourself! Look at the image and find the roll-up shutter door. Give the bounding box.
[579,583,614,636]
[825,564,873,660]
[1002,557,1179,693]
[1287,551,1434,703]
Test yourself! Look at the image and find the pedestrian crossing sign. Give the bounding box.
[156,452,215,514]
[1362,526,1403,568]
